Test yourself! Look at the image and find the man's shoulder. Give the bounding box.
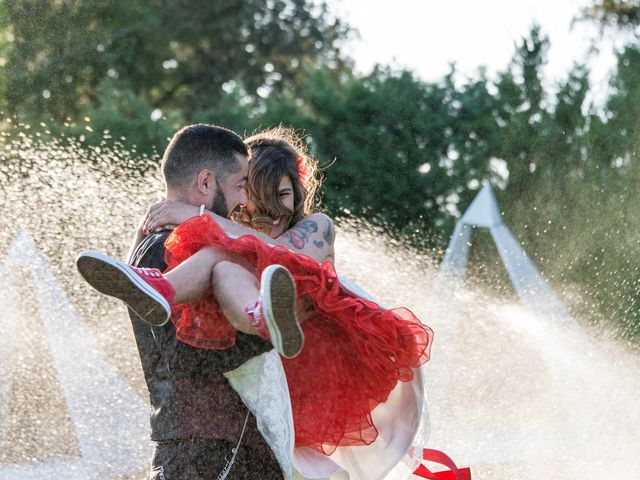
[131,229,172,270]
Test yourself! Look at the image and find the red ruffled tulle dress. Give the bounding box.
[164,214,433,454]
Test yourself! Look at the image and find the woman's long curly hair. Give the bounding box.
[237,126,322,232]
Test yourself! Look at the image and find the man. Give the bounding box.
[118,124,284,479]
[77,123,431,479]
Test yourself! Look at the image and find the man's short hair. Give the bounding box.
[161,124,248,190]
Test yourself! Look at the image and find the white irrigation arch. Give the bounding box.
[0,231,149,480]
[431,183,578,329]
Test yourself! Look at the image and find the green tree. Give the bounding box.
[0,2,11,111]
[3,0,352,126]
[290,67,455,238]
[588,45,640,166]
[581,0,640,28]
[493,25,550,196]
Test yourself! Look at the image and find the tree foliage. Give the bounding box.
[2,0,352,122]
[581,0,640,29]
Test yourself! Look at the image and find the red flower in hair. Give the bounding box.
[296,155,311,186]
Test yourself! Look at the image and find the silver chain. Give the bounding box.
[215,410,251,480]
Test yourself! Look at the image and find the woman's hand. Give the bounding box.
[144,200,200,232]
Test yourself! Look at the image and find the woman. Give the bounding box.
[137,127,333,358]
[78,127,433,455]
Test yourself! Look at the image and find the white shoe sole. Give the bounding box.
[76,251,171,326]
[261,265,304,359]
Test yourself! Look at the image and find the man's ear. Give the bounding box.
[196,169,215,196]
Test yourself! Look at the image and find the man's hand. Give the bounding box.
[144,200,200,232]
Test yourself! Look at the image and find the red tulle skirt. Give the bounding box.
[164,215,433,454]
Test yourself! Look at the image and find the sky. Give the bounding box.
[327,0,627,105]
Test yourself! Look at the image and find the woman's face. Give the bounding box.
[247,174,295,238]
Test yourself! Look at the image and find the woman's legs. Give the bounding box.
[163,246,242,304]
[76,245,303,356]
[210,261,260,334]
[213,261,304,358]
[163,248,265,334]
[164,249,303,357]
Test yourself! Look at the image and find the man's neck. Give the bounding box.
[166,190,199,208]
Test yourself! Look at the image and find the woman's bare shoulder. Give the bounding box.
[304,212,335,245]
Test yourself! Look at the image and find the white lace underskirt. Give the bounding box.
[223,277,429,480]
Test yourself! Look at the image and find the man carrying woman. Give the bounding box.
[78,123,433,479]
[85,124,287,479]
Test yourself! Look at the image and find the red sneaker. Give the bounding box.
[246,264,304,359]
[76,251,175,326]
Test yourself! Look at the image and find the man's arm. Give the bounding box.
[130,231,271,374]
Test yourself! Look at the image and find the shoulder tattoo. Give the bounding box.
[323,219,334,244]
[283,219,319,250]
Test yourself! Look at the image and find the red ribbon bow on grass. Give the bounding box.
[412,448,472,480]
